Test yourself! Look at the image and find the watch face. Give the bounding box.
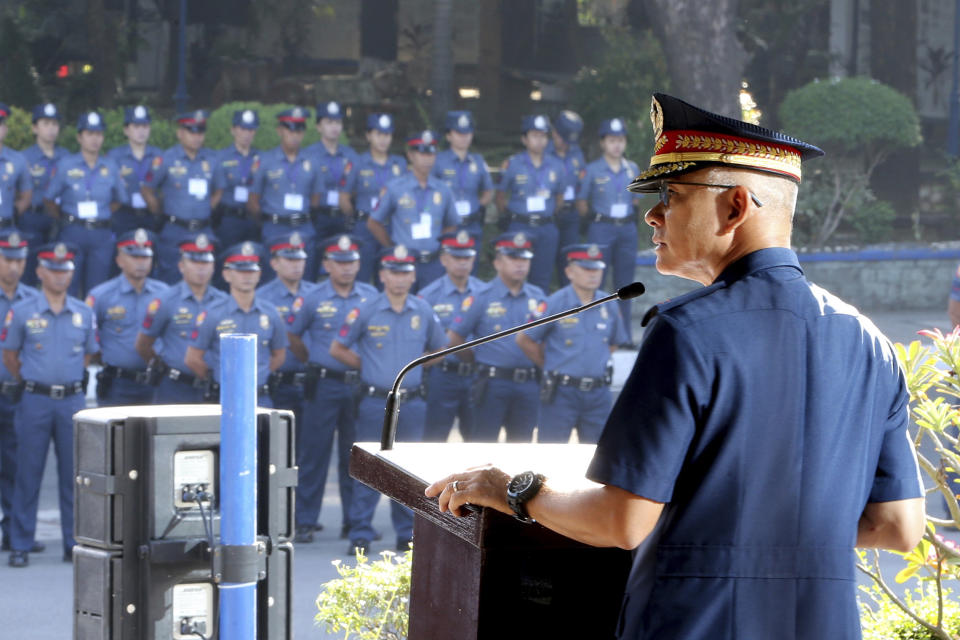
[509,471,535,496]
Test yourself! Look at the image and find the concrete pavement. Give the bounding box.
[0,309,955,638]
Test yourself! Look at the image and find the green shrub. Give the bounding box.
[316,548,411,640]
[779,77,921,247]
[207,101,323,151]
[3,106,36,151]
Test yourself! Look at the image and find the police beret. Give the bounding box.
[266,232,308,259]
[0,230,28,260]
[31,103,60,123]
[233,109,260,129]
[445,111,474,133]
[222,242,262,271]
[320,234,360,262]
[494,232,534,259]
[379,245,416,272]
[176,110,209,132]
[553,110,583,141]
[277,107,309,130]
[407,130,437,153]
[439,230,477,257]
[598,118,627,138]
[563,243,605,269]
[366,113,394,133]
[77,111,106,132]
[36,242,78,271]
[522,115,551,134]
[124,105,151,125]
[317,101,344,121]
[179,233,218,262]
[116,228,155,257]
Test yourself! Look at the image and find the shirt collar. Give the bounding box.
[713,248,803,286]
[373,293,416,314]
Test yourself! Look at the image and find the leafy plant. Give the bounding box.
[779,77,921,247]
[316,548,412,640]
[858,329,960,639]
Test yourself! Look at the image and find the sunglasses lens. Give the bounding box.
[659,182,669,207]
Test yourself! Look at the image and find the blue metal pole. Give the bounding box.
[219,333,257,640]
[948,0,960,157]
[174,0,189,114]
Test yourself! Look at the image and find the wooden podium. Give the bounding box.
[350,442,632,640]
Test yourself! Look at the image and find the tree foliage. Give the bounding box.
[779,77,921,246]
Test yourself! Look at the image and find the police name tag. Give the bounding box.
[188,178,208,199]
[326,190,339,207]
[284,193,304,211]
[563,186,575,201]
[370,196,380,210]
[526,196,546,212]
[455,200,471,217]
[610,203,629,218]
[233,186,249,203]
[78,200,99,219]
[131,192,147,209]
[411,213,433,240]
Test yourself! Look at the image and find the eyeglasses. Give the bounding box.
[657,180,764,209]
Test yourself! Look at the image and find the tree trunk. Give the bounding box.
[430,0,454,130]
[642,0,747,118]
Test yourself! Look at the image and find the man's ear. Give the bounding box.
[718,185,753,234]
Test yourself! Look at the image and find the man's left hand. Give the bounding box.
[425,466,513,518]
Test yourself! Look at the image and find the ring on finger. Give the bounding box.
[452,480,460,492]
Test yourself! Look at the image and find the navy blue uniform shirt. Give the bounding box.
[107,144,162,210]
[0,147,30,220]
[0,283,39,382]
[549,144,585,203]
[2,293,98,384]
[432,150,494,219]
[144,145,216,220]
[191,295,288,384]
[251,148,321,216]
[418,273,484,363]
[370,174,459,252]
[497,151,565,217]
[523,285,627,377]
[255,278,317,373]
[342,152,407,213]
[22,145,68,209]
[288,279,377,371]
[45,153,128,220]
[334,292,446,389]
[586,248,923,639]
[577,157,641,217]
[452,277,547,368]
[140,280,228,371]
[212,145,259,208]
[305,141,357,208]
[87,274,168,369]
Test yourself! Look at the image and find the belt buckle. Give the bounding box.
[578,378,594,392]
[169,368,181,380]
[293,372,306,385]
[190,219,204,231]
[513,368,529,383]
[50,384,66,399]
[457,362,472,376]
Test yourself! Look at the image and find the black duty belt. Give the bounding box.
[306,364,360,384]
[551,372,610,392]
[459,211,483,227]
[365,385,425,402]
[265,213,311,226]
[167,216,210,231]
[120,206,151,217]
[0,218,13,229]
[477,365,540,383]
[24,380,84,399]
[315,206,344,217]
[592,212,638,225]
[101,365,151,385]
[219,205,248,219]
[269,371,308,386]
[209,381,270,396]
[438,360,475,377]
[509,213,554,228]
[167,367,207,389]
[65,216,111,229]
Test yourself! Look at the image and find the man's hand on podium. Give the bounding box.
[425,466,514,518]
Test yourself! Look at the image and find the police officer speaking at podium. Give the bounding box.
[427,93,925,639]
[3,242,97,567]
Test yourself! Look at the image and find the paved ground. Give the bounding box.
[0,309,955,638]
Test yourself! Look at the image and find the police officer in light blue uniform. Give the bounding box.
[0,231,40,554]
[331,245,446,554]
[419,230,484,442]
[87,229,167,406]
[107,106,162,235]
[432,111,494,262]
[306,101,357,243]
[142,110,220,284]
[518,244,627,443]
[257,232,316,439]
[0,104,32,233]
[45,111,128,298]
[211,109,261,251]
[135,233,227,403]
[496,115,566,292]
[248,107,323,282]
[20,103,65,285]
[287,234,377,542]
[340,113,407,284]
[368,130,459,291]
[185,242,287,407]
[448,232,546,442]
[550,110,586,285]
[576,118,642,344]
[3,242,98,567]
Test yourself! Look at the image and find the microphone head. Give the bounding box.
[616,282,645,300]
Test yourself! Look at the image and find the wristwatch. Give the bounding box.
[506,471,545,523]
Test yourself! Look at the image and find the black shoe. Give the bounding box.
[293,526,314,544]
[346,539,370,556]
[8,550,28,568]
[396,537,412,552]
[63,547,73,562]
[311,523,324,532]
[339,524,349,540]
[1,539,45,553]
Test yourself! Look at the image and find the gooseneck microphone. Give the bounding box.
[379,281,645,449]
